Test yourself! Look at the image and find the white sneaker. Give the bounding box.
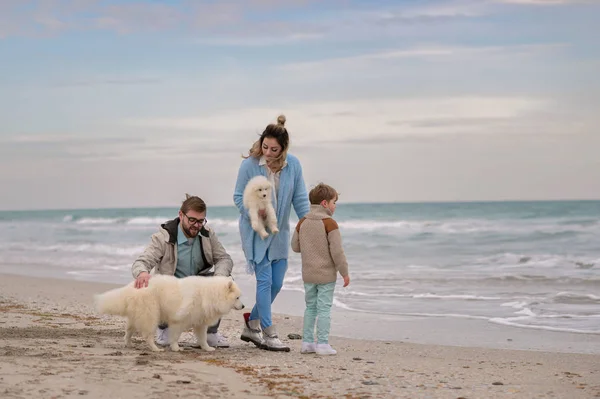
[300,342,316,354]
[155,327,169,346]
[207,332,230,348]
[316,343,337,355]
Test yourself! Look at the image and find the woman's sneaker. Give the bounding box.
[262,326,290,352]
[316,343,337,355]
[240,312,265,348]
[300,342,316,354]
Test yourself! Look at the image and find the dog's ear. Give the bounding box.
[227,280,233,290]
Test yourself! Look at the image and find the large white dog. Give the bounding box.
[243,175,279,239]
[94,275,244,352]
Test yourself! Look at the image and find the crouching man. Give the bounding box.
[132,194,234,348]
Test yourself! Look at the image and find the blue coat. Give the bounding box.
[233,153,310,273]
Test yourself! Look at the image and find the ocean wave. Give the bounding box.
[482,275,600,285]
[488,317,600,334]
[7,213,600,240]
[75,217,123,224]
[553,292,600,304]
[6,243,146,257]
[336,291,504,301]
[333,299,600,334]
[61,216,240,229]
[474,252,598,270]
[337,218,600,235]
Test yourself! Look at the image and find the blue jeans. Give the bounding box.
[302,282,335,344]
[249,253,288,329]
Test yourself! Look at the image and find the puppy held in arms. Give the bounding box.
[243,175,279,239]
[94,275,244,352]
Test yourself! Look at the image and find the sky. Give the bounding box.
[1,0,599,210]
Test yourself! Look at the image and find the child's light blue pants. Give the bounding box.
[302,282,336,344]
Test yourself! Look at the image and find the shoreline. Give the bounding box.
[1,272,600,398]
[2,263,599,356]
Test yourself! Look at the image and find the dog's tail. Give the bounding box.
[94,286,130,317]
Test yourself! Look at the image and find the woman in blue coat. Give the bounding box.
[233,114,310,351]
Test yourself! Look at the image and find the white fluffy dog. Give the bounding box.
[94,275,244,352]
[243,175,279,239]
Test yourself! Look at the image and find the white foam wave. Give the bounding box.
[332,298,352,310]
[24,243,145,256]
[475,252,598,270]
[489,317,600,334]
[125,217,169,225]
[514,307,536,317]
[537,314,600,319]
[337,290,504,301]
[283,275,303,284]
[553,292,600,304]
[337,218,600,235]
[501,301,528,309]
[76,217,121,224]
[412,293,503,300]
[55,214,600,238]
[65,216,240,229]
[208,218,239,228]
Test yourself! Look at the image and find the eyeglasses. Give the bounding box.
[183,213,207,227]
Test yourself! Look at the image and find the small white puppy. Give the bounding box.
[243,175,279,239]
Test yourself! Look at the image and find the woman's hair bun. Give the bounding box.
[276,114,286,126]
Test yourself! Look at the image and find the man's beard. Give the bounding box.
[182,223,199,238]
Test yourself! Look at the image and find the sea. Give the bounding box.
[1,200,599,337]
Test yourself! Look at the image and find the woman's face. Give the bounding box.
[261,137,282,161]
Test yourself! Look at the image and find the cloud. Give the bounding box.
[495,0,594,4]
[0,132,246,162]
[371,1,489,22]
[194,32,323,47]
[124,96,553,148]
[50,77,163,88]
[278,43,567,72]
[0,0,329,40]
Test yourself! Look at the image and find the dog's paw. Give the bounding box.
[271,228,279,234]
[202,346,216,352]
[259,231,269,239]
[170,344,182,352]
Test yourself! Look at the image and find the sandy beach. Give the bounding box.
[1,273,599,399]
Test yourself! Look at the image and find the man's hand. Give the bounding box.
[135,272,151,289]
[258,209,267,220]
[343,275,350,287]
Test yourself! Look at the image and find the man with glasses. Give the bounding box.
[131,194,234,348]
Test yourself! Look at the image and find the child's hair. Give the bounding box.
[309,183,339,205]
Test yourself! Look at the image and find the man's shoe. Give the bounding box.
[262,326,290,352]
[207,332,230,348]
[155,327,169,346]
[240,312,265,348]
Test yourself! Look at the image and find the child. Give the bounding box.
[291,183,350,355]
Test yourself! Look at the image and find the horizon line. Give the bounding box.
[2,198,600,213]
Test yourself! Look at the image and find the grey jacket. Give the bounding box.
[131,218,233,279]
